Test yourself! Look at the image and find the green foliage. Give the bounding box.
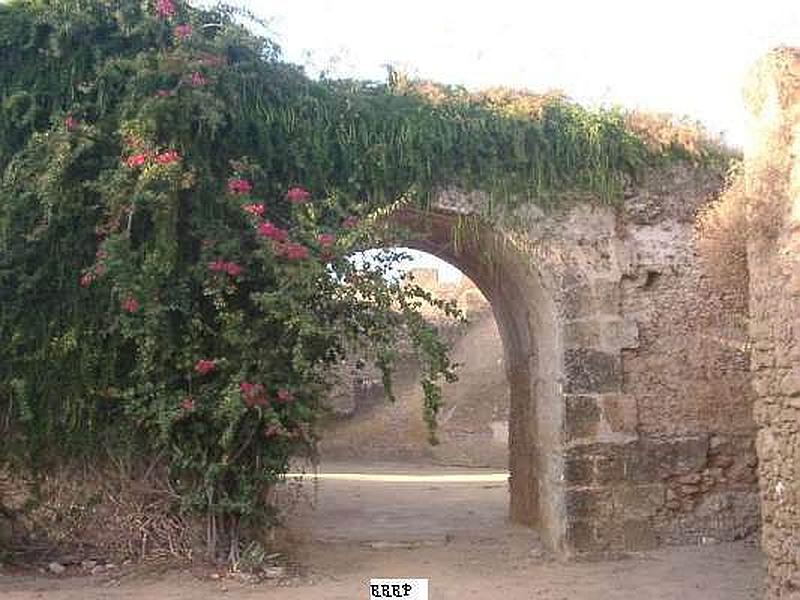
[0,0,732,563]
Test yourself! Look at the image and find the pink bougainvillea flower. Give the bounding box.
[79,272,94,288]
[275,388,293,404]
[240,382,267,408]
[342,215,359,229]
[64,116,78,132]
[242,203,265,217]
[274,241,309,261]
[173,23,192,38]
[125,153,148,168]
[227,178,252,195]
[317,233,336,248]
[263,424,281,439]
[256,221,288,243]
[155,0,176,18]
[223,262,243,277]
[154,149,181,165]
[282,242,309,261]
[181,396,195,411]
[189,71,206,87]
[93,263,106,276]
[208,260,242,277]
[155,89,175,98]
[285,186,311,204]
[121,296,140,313]
[194,359,216,375]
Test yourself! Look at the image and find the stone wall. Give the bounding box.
[415,168,761,556]
[619,166,758,547]
[320,152,761,557]
[744,47,800,599]
[515,166,759,556]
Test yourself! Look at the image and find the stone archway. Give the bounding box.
[388,156,760,558]
[392,203,646,554]
[394,208,558,545]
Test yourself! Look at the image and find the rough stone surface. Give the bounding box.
[320,131,761,560]
[744,47,800,599]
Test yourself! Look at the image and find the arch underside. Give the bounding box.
[392,208,563,549]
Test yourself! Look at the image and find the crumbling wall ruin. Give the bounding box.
[744,47,800,599]
[320,162,760,557]
[311,74,800,556]
[516,165,758,556]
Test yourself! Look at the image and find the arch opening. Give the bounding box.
[313,208,565,549]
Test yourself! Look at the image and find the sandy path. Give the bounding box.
[0,462,765,599]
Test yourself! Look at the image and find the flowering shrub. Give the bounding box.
[174,24,192,39]
[154,149,181,164]
[0,0,464,565]
[125,153,148,168]
[256,221,289,242]
[285,186,311,204]
[227,178,253,195]
[155,0,176,19]
[121,297,140,313]
[317,233,336,247]
[194,360,217,375]
[242,203,265,217]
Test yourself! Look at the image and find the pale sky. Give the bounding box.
[247,0,799,148]
[240,0,800,280]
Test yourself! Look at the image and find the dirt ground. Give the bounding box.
[0,462,765,599]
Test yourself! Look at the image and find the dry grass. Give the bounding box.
[695,165,749,295]
[0,462,199,564]
[694,138,793,308]
[624,111,730,159]
[745,153,793,242]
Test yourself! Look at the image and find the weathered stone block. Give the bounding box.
[780,368,800,397]
[564,395,601,440]
[626,436,710,482]
[606,318,639,350]
[564,454,595,485]
[565,442,631,485]
[595,452,627,484]
[623,519,658,550]
[559,279,621,320]
[565,518,626,555]
[564,318,639,352]
[597,394,638,436]
[564,348,621,394]
[564,519,594,551]
[563,320,603,348]
[612,485,665,518]
[565,487,614,519]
